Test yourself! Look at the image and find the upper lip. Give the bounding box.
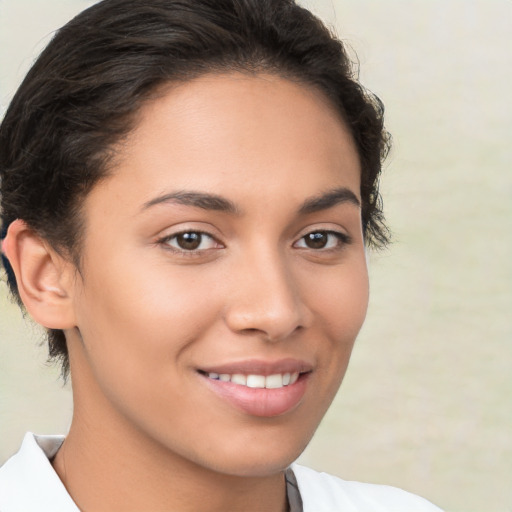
[198,358,313,376]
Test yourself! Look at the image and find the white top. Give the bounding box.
[0,433,443,511]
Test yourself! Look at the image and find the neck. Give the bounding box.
[53,432,288,512]
[52,345,288,512]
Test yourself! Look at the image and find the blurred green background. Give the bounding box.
[1,1,511,511]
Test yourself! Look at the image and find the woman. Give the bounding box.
[0,0,442,510]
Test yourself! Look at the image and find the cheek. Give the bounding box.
[304,256,369,385]
[308,256,369,337]
[74,258,222,382]
[72,261,225,438]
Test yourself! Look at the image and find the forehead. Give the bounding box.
[88,73,361,216]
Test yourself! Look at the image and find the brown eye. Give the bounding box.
[163,231,219,252]
[304,232,329,249]
[176,232,202,250]
[294,230,350,251]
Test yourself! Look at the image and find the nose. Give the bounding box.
[223,248,311,342]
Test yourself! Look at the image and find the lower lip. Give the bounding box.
[200,373,310,417]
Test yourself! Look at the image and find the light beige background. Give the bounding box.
[1,1,511,511]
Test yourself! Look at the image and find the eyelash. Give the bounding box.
[293,230,352,251]
[158,230,222,256]
[158,229,351,256]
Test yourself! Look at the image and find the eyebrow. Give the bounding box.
[142,186,360,215]
[298,187,360,214]
[142,191,240,214]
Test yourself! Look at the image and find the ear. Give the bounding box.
[2,219,77,329]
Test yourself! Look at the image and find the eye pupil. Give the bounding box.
[305,232,328,249]
[177,232,202,250]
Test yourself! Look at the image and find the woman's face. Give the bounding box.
[69,73,369,476]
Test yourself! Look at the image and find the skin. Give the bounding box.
[5,73,369,511]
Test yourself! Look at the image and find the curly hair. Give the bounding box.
[0,0,391,377]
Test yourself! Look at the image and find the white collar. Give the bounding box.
[0,433,303,511]
[0,432,79,511]
[0,432,441,512]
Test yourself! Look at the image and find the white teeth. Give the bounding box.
[265,374,283,389]
[247,375,266,388]
[206,371,302,388]
[231,374,247,385]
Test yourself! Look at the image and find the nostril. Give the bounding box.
[239,324,304,343]
[241,328,263,335]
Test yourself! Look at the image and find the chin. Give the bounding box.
[207,455,298,478]
[194,430,314,478]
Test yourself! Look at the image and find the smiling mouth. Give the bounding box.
[198,371,301,389]
[197,366,311,417]
[196,358,313,416]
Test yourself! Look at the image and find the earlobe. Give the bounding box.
[3,219,77,329]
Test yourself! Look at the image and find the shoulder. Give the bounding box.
[0,432,79,512]
[291,463,443,512]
